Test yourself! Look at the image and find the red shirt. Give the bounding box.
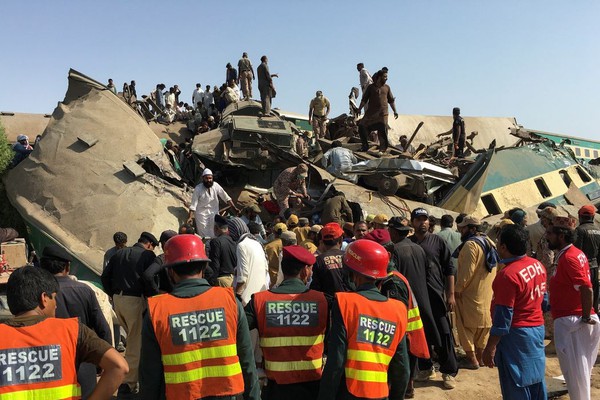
[549,245,593,319]
[491,256,546,327]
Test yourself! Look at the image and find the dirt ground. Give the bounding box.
[413,351,600,399]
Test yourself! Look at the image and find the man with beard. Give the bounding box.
[409,208,458,388]
[187,168,239,238]
[546,216,600,400]
[388,217,456,390]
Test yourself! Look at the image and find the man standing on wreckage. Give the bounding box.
[356,69,399,154]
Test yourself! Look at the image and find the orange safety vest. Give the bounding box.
[337,292,407,399]
[254,289,327,384]
[0,317,81,399]
[385,270,430,359]
[147,287,244,399]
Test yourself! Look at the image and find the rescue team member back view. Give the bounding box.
[140,234,260,400]
[0,266,128,400]
[318,239,409,400]
[246,245,328,400]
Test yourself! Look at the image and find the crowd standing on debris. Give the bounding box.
[3,56,600,400]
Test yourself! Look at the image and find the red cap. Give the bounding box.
[282,245,316,266]
[321,223,344,240]
[579,205,596,217]
[363,229,391,244]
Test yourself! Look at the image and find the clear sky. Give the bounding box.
[2,1,599,140]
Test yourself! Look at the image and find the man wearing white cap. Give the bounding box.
[187,168,239,238]
[11,134,34,167]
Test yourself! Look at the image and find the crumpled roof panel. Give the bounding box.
[4,69,190,276]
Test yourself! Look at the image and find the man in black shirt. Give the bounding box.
[101,231,158,396]
[452,107,466,158]
[409,208,458,388]
[309,223,351,306]
[209,215,238,287]
[141,230,178,296]
[40,244,112,398]
[574,205,600,312]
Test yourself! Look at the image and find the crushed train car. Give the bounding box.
[3,69,191,282]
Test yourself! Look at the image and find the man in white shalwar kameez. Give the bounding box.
[187,169,239,238]
[547,216,600,400]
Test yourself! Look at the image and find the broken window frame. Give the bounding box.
[482,194,502,216]
[576,166,592,183]
[559,169,573,187]
[534,177,552,198]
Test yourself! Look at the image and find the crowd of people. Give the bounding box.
[2,58,599,400]
[104,52,282,138]
[3,158,600,399]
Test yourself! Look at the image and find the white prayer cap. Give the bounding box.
[202,168,213,177]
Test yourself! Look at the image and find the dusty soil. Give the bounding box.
[413,352,600,399]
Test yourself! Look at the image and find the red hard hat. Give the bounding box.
[343,239,389,279]
[164,234,210,267]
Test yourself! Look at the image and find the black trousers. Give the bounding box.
[454,135,465,157]
[358,122,389,152]
[418,328,458,376]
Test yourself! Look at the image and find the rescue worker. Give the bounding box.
[0,266,128,400]
[318,240,409,400]
[308,90,331,138]
[365,223,430,399]
[245,245,327,400]
[39,244,113,399]
[140,234,260,400]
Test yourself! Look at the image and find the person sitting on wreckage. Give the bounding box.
[322,140,358,184]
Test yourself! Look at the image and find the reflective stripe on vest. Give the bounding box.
[254,288,327,384]
[147,287,244,399]
[0,384,81,400]
[0,318,81,400]
[259,334,325,347]
[388,271,430,359]
[336,292,407,399]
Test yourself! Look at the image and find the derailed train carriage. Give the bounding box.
[3,69,600,283]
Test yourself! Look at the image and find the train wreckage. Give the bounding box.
[3,69,600,281]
